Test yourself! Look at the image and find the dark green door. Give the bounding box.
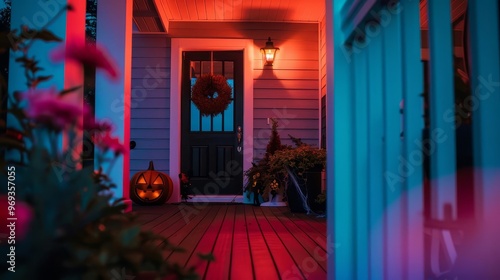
[181,51,244,195]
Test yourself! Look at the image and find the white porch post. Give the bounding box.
[8,0,85,158]
[95,0,133,205]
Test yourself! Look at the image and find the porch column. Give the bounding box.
[7,0,85,158]
[468,0,500,221]
[95,0,133,203]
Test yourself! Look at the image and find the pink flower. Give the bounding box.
[50,39,119,80]
[94,133,127,155]
[82,104,113,133]
[23,88,82,131]
[0,195,33,240]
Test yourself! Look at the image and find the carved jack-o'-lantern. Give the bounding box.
[130,161,173,205]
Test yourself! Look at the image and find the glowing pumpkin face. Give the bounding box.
[130,161,173,205]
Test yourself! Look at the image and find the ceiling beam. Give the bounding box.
[133,10,160,17]
[153,0,170,33]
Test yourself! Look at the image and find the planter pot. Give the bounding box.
[260,192,287,207]
[242,190,264,205]
[286,168,323,213]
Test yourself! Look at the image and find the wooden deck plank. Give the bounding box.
[154,204,213,250]
[245,205,280,280]
[230,205,254,280]
[292,211,328,235]
[271,207,327,251]
[270,208,328,271]
[134,213,158,225]
[204,205,236,280]
[162,205,215,245]
[166,205,222,267]
[261,207,327,279]
[183,205,228,275]
[136,204,187,231]
[134,204,327,280]
[253,206,301,279]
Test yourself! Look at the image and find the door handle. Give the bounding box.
[237,126,242,143]
[237,126,242,153]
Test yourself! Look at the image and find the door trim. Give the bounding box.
[169,38,254,203]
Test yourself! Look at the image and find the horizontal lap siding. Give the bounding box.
[130,34,171,177]
[168,21,320,162]
[253,25,319,158]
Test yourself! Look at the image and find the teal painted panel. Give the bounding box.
[401,0,425,278]
[427,0,457,219]
[468,0,500,218]
[383,7,404,280]
[367,30,385,280]
[353,46,369,280]
[332,0,355,278]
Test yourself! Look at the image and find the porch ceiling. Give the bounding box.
[133,0,326,32]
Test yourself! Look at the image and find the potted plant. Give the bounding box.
[244,118,287,205]
[268,140,326,213]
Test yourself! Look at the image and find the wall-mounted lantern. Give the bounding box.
[260,37,279,66]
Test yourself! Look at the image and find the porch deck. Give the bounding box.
[134,204,328,280]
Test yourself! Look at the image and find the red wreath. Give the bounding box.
[191,74,233,116]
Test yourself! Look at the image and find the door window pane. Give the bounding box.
[189,60,235,132]
[190,77,201,131]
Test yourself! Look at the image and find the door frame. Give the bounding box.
[170,38,254,203]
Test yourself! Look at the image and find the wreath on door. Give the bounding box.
[191,74,233,116]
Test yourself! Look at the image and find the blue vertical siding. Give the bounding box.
[427,0,457,220]
[468,0,500,219]
[331,1,355,278]
[401,0,425,278]
[383,7,404,279]
[367,32,385,280]
[353,44,369,280]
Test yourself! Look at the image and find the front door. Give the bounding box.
[181,51,244,195]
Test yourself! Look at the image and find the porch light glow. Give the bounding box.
[260,37,279,66]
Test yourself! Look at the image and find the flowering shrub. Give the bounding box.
[244,119,286,202]
[0,8,208,279]
[269,144,326,178]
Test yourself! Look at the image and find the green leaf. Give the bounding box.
[120,226,141,246]
[20,28,62,42]
[31,75,53,87]
[34,29,63,42]
[60,86,82,96]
